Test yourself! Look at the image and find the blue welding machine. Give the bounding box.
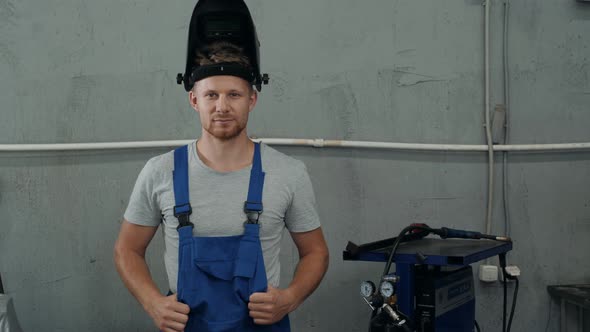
[344,225,513,332]
[414,266,475,331]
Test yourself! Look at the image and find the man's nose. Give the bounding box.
[215,96,230,113]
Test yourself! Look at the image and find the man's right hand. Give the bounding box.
[147,293,190,332]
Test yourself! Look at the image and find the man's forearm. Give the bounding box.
[114,249,162,311]
[285,250,329,311]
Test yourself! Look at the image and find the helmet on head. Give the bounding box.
[177,0,269,92]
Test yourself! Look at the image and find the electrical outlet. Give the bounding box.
[479,264,498,282]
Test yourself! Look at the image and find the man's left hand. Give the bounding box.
[248,285,295,325]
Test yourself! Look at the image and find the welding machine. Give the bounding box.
[344,224,515,332]
[413,265,475,331]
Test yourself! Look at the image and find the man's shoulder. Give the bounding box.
[141,148,177,176]
[260,143,307,175]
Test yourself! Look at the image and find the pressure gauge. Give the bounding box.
[360,280,376,297]
[380,281,395,297]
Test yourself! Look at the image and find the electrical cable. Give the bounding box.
[501,5,518,330]
[499,253,520,332]
[507,278,519,332]
[502,4,520,332]
[475,320,481,332]
[503,273,508,332]
[499,253,508,332]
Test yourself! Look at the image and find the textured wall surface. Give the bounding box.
[1,0,589,331]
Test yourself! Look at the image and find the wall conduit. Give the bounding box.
[1,139,590,152]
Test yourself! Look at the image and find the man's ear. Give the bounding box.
[248,90,258,112]
[189,89,199,112]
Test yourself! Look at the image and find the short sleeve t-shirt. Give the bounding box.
[124,142,321,292]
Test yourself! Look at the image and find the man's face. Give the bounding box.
[189,75,257,141]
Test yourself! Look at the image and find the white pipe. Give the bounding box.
[0,140,195,152]
[484,0,494,236]
[503,0,511,237]
[2,139,590,152]
[495,142,590,151]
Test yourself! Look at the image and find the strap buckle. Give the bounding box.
[174,203,193,230]
[244,211,262,224]
[243,201,262,224]
[176,213,193,230]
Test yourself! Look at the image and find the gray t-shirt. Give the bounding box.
[124,141,321,292]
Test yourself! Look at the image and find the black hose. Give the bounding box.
[475,320,481,332]
[401,323,413,332]
[382,225,434,276]
[368,310,376,332]
[506,278,519,332]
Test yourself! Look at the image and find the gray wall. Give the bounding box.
[1,0,589,331]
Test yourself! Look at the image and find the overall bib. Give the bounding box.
[172,143,291,332]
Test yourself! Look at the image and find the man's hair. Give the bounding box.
[192,41,254,93]
[195,41,251,67]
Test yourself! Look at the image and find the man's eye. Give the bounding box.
[206,93,217,98]
[229,93,241,97]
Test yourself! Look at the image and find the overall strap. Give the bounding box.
[243,143,265,223]
[173,145,193,229]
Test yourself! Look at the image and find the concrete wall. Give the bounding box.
[1,0,589,331]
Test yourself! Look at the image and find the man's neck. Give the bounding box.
[196,133,255,173]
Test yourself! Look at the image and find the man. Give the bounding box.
[114,41,329,332]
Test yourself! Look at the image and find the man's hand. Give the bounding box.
[248,285,295,325]
[146,293,190,332]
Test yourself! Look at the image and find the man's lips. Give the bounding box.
[213,118,233,123]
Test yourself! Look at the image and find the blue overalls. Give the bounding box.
[172,143,291,332]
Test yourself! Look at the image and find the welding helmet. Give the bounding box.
[176,0,269,92]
